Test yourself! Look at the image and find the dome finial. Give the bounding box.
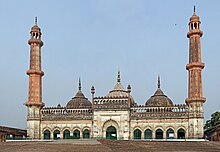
[158,75,160,88]
[117,70,121,83]
[79,77,81,91]
[35,16,38,25]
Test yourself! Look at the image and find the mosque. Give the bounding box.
[24,7,206,140]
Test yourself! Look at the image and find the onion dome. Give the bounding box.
[190,6,200,22]
[145,76,173,107]
[106,71,135,103]
[66,78,91,109]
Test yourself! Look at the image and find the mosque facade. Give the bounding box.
[25,8,206,140]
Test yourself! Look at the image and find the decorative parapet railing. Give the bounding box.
[94,96,130,110]
[41,107,93,121]
[130,104,189,119]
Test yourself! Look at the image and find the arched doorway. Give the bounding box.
[63,129,70,139]
[83,129,90,139]
[166,128,174,139]
[43,130,51,140]
[144,129,152,139]
[106,126,117,140]
[177,128,185,139]
[53,130,60,140]
[156,129,163,139]
[133,129,142,139]
[73,129,80,139]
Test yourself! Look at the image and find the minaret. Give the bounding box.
[185,7,206,138]
[25,17,44,139]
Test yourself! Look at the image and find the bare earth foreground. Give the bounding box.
[0,140,220,152]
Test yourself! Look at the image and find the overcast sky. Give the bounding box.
[0,0,219,129]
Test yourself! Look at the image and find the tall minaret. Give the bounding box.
[185,7,206,139]
[25,17,44,139]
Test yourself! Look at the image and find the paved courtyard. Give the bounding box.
[0,140,220,152]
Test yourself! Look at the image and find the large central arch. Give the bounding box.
[102,119,120,140]
[106,126,117,140]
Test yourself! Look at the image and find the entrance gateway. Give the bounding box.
[106,126,117,140]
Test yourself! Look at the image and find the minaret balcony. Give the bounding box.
[28,39,43,46]
[187,30,203,38]
[185,97,206,103]
[24,100,45,108]
[26,69,44,76]
[186,62,204,70]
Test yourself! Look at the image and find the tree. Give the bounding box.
[204,111,220,130]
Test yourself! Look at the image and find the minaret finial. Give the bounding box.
[35,17,38,25]
[193,6,196,15]
[117,70,121,83]
[157,75,160,88]
[79,77,81,91]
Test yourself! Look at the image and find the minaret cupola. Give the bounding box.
[28,17,43,47]
[187,6,203,38]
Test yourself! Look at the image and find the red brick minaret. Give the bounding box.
[185,7,206,138]
[25,17,44,139]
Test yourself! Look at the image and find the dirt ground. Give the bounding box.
[0,140,220,152]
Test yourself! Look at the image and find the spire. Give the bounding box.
[35,17,38,25]
[79,78,81,91]
[157,75,160,89]
[117,70,121,83]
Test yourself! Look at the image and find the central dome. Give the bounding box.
[66,79,91,109]
[106,71,135,103]
[145,77,173,107]
[106,82,128,97]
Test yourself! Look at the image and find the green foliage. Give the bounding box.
[204,111,220,130]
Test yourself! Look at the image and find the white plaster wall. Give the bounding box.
[93,110,130,140]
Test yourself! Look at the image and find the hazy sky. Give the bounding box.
[0,0,219,129]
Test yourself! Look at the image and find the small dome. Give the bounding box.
[66,90,91,109]
[31,25,41,32]
[190,6,200,21]
[66,79,91,109]
[145,76,173,107]
[190,14,200,22]
[31,17,41,32]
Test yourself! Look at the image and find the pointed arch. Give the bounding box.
[82,126,91,132]
[62,127,71,132]
[133,128,142,139]
[133,126,143,132]
[177,128,186,139]
[144,129,152,139]
[102,119,120,139]
[53,129,60,140]
[155,128,164,139]
[63,129,70,139]
[166,128,174,139]
[83,129,90,139]
[52,127,61,133]
[43,129,51,140]
[73,129,81,139]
